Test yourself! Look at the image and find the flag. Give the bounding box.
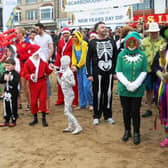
[2,0,18,31]
[6,8,17,29]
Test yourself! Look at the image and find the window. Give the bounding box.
[166,0,168,7]
[26,0,37,4]
[40,6,53,21]
[14,9,21,23]
[132,0,154,11]
[26,10,38,20]
[17,0,21,4]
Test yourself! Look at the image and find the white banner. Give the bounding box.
[73,7,131,27]
[3,0,17,31]
[65,0,142,12]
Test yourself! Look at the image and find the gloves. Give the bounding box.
[116,72,130,87]
[126,82,138,92]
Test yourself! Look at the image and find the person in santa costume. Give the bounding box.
[54,27,78,106]
[23,44,52,127]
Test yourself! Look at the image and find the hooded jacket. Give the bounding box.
[72,31,88,69]
[115,31,147,97]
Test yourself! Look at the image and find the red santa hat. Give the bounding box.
[28,44,41,57]
[61,27,71,34]
[89,32,98,38]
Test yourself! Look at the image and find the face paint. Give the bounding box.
[164,29,168,39]
[127,38,137,51]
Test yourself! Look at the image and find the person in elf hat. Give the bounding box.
[141,22,166,118]
[116,31,147,145]
[54,27,78,106]
[71,31,93,110]
[23,44,52,127]
[152,25,168,147]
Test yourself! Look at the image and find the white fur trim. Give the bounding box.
[32,48,41,57]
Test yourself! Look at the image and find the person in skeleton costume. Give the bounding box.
[116,31,147,145]
[86,21,118,125]
[23,44,52,127]
[71,31,93,110]
[152,26,168,147]
[0,58,20,127]
[52,55,82,134]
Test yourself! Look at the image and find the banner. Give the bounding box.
[65,0,142,12]
[3,0,17,31]
[6,8,17,29]
[73,7,131,27]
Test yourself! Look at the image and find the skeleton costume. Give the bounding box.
[116,31,147,145]
[86,34,117,122]
[0,59,20,126]
[56,56,82,135]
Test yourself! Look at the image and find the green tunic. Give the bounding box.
[0,62,5,93]
[115,50,147,97]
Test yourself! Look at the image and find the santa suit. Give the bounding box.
[24,57,52,114]
[55,37,78,105]
[15,40,31,76]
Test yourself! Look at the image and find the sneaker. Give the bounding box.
[25,104,30,111]
[93,118,99,125]
[0,122,9,127]
[72,126,82,135]
[63,127,73,132]
[8,122,16,127]
[142,110,152,118]
[105,118,115,124]
[160,138,168,147]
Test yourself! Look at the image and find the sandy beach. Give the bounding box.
[0,75,167,168]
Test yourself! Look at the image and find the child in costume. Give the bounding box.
[71,31,93,110]
[51,55,82,134]
[23,44,52,127]
[152,26,168,147]
[0,58,20,127]
[116,31,147,145]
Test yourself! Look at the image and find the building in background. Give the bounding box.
[1,0,168,31]
[131,0,168,27]
[13,0,69,30]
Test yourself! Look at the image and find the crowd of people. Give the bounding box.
[0,21,168,146]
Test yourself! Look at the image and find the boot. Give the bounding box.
[29,114,38,126]
[122,130,131,142]
[133,133,141,145]
[42,112,48,127]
